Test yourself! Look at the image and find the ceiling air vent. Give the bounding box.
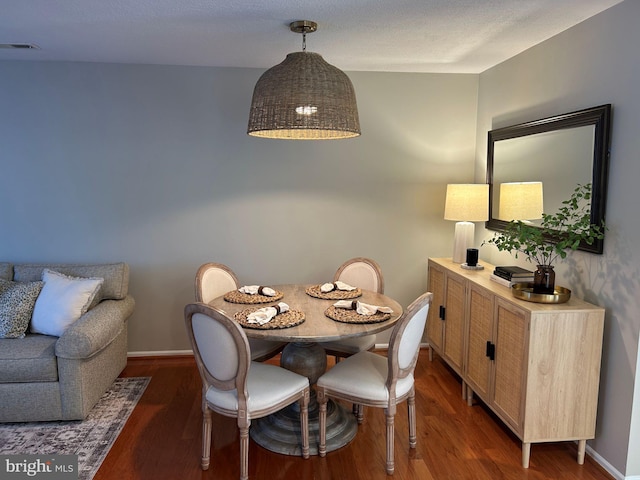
[0,44,40,49]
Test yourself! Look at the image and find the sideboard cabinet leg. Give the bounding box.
[577,439,586,464]
[522,442,531,468]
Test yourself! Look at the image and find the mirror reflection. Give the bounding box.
[493,126,594,226]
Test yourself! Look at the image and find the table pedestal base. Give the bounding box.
[250,398,357,456]
[250,341,358,455]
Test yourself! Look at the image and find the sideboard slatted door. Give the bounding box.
[442,273,466,374]
[465,284,494,403]
[426,265,445,353]
[492,299,528,432]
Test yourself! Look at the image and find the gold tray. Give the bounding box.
[511,282,571,304]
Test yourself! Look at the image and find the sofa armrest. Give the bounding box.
[55,295,135,360]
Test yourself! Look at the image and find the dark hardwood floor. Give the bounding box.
[96,350,614,480]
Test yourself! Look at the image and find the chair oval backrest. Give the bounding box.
[184,303,250,393]
[388,292,433,379]
[333,257,384,294]
[195,262,239,303]
[192,313,239,382]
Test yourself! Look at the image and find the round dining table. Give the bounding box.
[208,283,403,456]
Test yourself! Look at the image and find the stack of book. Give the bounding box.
[490,265,535,288]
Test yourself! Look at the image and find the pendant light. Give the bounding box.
[247,20,360,140]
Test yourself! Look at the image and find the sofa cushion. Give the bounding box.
[0,334,59,382]
[0,279,44,339]
[12,263,129,304]
[0,263,11,281]
[31,269,104,337]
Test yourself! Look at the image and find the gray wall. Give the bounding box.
[0,61,477,353]
[475,1,640,477]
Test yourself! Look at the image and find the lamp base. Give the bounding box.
[461,263,484,270]
[452,221,475,264]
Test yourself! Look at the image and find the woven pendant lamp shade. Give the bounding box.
[247,51,360,140]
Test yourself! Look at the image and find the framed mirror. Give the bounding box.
[486,104,612,254]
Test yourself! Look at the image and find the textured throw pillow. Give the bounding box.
[0,279,44,338]
[30,269,104,337]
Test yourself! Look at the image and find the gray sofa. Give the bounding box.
[0,262,135,423]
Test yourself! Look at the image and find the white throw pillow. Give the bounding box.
[30,269,104,337]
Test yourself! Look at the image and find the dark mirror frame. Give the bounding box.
[486,104,612,254]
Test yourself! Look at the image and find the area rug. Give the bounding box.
[0,377,150,480]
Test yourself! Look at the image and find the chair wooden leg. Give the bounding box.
[356,404,364,424]
[408,389,417,448]
[201,405,212,470]
[318,389,328,457]
[239,423,250,480]
[300,388,310,459]
[385,409,395,475]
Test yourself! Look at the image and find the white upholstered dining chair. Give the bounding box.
[316,292,433,475]
[184,303,310,480]
[321,257,385,360]
[195,262,285,362]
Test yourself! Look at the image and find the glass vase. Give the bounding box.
[533,265,556,294]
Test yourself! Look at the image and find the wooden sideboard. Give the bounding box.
[426,257,605,468]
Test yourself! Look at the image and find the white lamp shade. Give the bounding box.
[498,182,544,221]
[444,184,489,221]
[444,184,489,263]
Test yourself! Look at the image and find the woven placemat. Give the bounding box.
[234,308,305,330]
[223,289,284,304]
[305,285,362,300]
[324,305,391,324]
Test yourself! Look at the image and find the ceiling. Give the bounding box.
[0,0,624,74]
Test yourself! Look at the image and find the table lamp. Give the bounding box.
[444,184,489,264]
[498,182,543,221]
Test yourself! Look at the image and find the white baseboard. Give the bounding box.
[128,350,193,357]
[375,342,430,350]
[585,443,627,480]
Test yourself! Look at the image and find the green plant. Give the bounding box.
[483,183,606,267]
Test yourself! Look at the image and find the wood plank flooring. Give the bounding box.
[96,350,614,480]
